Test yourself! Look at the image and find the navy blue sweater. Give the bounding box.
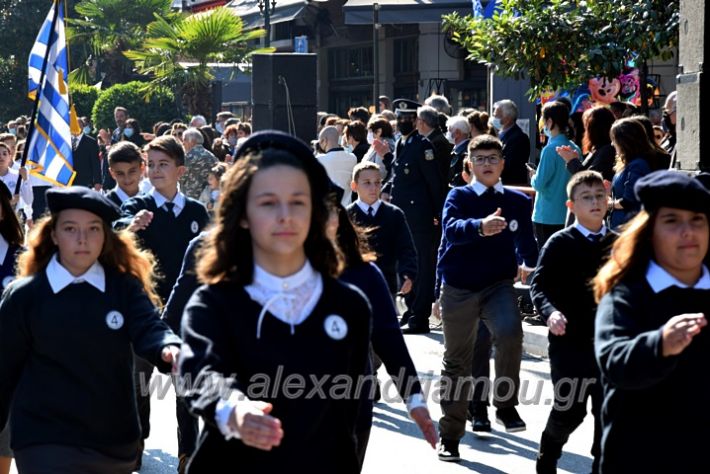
[437,185,538,295]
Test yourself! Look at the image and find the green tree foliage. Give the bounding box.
[124,7,270,117]
[71,83,100,117]
[443,0,679,99]
[92,81,175,130]
[68,0,177,87]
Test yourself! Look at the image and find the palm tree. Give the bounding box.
[68,0,177,87]
[125,7,270,118]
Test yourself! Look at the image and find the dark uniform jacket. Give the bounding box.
[72,134,102,188]
[180,277,371,473]
[595,275,710,473]
[0,270,180,456]
[382,132,444,233]
[499,123,530,185]
[426,128,453,188]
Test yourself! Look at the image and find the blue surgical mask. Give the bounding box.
[491,118,503,130]
[83,126,92,135]
[216,122,224,134]
[367,131,375,145]
[8,128,16,136]
[543,126,552,138]
[344,144,353,153]
[124,127,135,138]
[445,131,456,144]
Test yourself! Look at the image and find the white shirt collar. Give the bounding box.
[252,261,316,293]
[471,179,505,196]
[46,253,106,294]
[149,188,185,216]
[574,222,608,239]
[646,260,710,293]
[355,199,382,216]
[113,186,134,203]
[0,235,8,265]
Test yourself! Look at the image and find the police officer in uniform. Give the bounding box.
[377,99,444,334]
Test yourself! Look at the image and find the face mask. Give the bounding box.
[445,131,456,144]
[8,128,16,136]
[123,128,134,138]
[344,144,353,153]
[491,118,503,130]
[83,126,92,135]
[367,131,375,145]
[398,120,414,136]
[543,126,552,138]
[228,137,237,147]
[215,123,224,134]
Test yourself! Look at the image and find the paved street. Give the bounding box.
[11,324,594,474]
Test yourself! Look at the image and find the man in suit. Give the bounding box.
[71,129,102,189]
[417,105,453,186]
[493,100,531,185]
[445,115,471,188]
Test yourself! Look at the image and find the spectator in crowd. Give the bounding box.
[348,106,371,125]
[417,105,453,186]
[466,110,496,138]
[661,91,677,157]
[379,95,391,112]
[224,124,240,155]
[653,125,666,147]
[214,111,234,136]
[344,120,369,163]
[123,118,146,149]
[171,123,187,143]
[190,115,207,128]
[180,127,219,200]
[445,115,471,188]
[530,101,578,248]
[628,115,671,171]
[316,126,357,207]
[608,118,656,229]
[492,100,530,185]
[111,106,129,144]
[557,106,616,182]
[362,116,395,179]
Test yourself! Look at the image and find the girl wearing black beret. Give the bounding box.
[0,187,181,474]
[593,170,710,473]
[179,131,371,473]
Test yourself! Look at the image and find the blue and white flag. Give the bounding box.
[26,0,75,186]
[473,0,499,18]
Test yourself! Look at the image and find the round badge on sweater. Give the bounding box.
[509,219,519,232]
[191,221,199,233]
[324,315,348,340]
[106,311,124,330]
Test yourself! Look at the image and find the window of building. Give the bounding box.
[328,47,373,80]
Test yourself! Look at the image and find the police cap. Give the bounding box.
[392,99,421,116]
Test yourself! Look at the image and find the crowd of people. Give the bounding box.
[0,85,707,474]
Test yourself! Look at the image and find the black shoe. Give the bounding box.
[437,439,460,462]
[401,324,430,334]
[472,413,492,433]
[399,316,409,327]
[495,407,526,433]
[536,455,557,474]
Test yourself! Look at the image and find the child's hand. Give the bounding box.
[161,345,180,373]
[480,208,507,236]
[662,313,706,357]
[230,401,284,451]
[410,406,437,449]
[19,167,28,180]
[547,311,567,336]
[128,210,154,232]
[399,276,413,295]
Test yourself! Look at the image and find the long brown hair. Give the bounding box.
[610,118,656,173]
[593,210,654,302]
[332,205,376,268]
[581,106,614,154]
[17,215,161,306]
[0,190,23,246]
[198,148,343,285]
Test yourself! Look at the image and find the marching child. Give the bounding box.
[530,170,614,473]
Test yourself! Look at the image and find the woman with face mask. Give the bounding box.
[529,101,581,249]
[123,119,146,148]
[362,117,395,179]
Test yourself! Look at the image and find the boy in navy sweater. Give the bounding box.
[118,136,209,472]
[530,170,614,474]
[437,135,538,462]
[346,161,417,299]
[105,141,145,207]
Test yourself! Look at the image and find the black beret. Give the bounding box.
[694,172,710,191]
[634,170,710,214]
[0,181,11,202]
[392,99,421,116]
[234,130,335,200]
[46,186,121,223]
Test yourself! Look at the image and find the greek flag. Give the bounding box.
[26,0,75,186]
[472,0,499,18]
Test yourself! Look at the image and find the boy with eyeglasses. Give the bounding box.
[530,170,615,474]
[436,134,538,462]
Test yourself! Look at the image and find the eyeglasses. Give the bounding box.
[574,193,606,204]
[470,155,502,165]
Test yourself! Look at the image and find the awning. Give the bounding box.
[226,0,320,29]
[343,0,473,25]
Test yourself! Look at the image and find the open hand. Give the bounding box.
[231,401,284,451]
[556,145,579,163]
[372,138,389,157]
[480,208,507,236]
[662,313,706,357]
[128,210,154,232]
[410,406,437,449]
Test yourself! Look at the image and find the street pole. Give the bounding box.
[373,3,380,111]
[262,0,274,48]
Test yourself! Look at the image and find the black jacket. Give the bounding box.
[72,134,101,188]
[500,124,531,185]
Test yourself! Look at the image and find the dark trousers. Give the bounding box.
[533,223,564,251]
[133,356,154,440]
[175,392,199,456]
[404,229,435,329]
[31,185,51,220]
[469,321,492,414]
[540,341,602,474]
[439,281,523,441]
[15,444,136,474]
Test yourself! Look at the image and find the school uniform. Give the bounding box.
[346,199,418,294]
[437,179,538,442]
[0,256,180,474]
[340,262,424,464]
[105,186,136,208]
[180,262,371,474]
[530,223,616,473]
[119,189,208,460]
[595,264,710,473]
[0,168,33,219]
[0,234,20,458]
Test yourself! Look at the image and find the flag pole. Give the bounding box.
[16,0,62,196]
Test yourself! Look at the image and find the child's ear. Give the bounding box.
[176,165,187,178]
[565,199,574,211]
[350,181,357,192]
